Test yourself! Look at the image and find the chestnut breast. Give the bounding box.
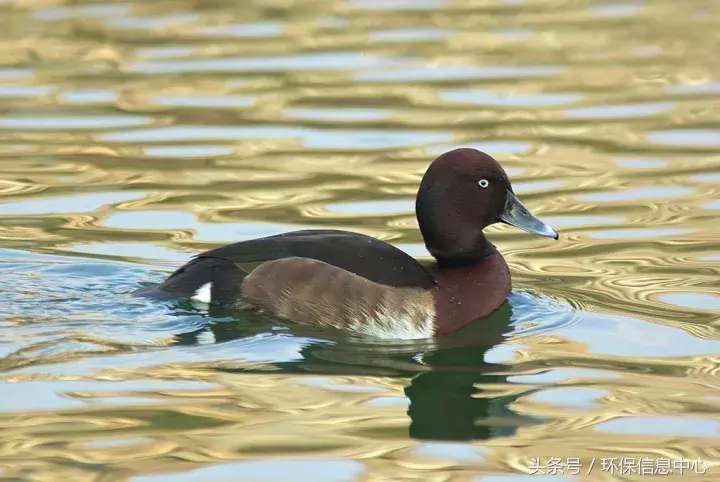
[427,252,512,335]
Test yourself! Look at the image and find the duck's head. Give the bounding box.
[416,148,558,264]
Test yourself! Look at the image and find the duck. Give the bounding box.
[133,148,558,339]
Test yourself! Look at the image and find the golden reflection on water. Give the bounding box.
[1,0,720,480]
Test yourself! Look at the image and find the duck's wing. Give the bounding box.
[135,229,436,302]
[203,229,435,287]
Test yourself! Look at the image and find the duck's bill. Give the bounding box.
[499,190,559,240]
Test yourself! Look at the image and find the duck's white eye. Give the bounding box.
[478,179,489,188]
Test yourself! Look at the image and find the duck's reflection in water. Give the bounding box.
[406,303,538,441]
[171,300,541,442]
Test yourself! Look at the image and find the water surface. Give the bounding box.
[1,0,719,480]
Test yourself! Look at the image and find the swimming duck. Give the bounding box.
[134,148,558,339]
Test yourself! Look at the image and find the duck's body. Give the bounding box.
[135,148,557,339]
[136,229,511,338]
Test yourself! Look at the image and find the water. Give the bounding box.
[1,0,719,480]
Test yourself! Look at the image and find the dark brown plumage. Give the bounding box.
[134,148,558,339]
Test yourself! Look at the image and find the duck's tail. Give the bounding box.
[132,257,249,305]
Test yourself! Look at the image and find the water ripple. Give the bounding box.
[1,0,720,479]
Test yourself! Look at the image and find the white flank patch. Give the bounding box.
[348,303,435,340]
[191,282,212,303]
[196,329,216,345]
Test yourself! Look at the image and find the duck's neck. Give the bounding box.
[425,231,497,267]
